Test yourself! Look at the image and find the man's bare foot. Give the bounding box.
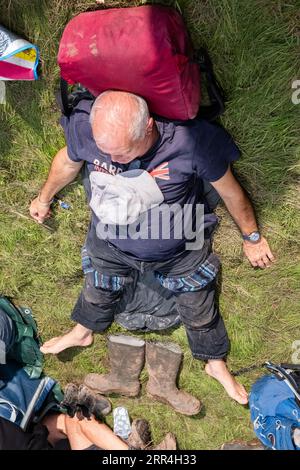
[40,324,93,355]
[205,359,248,405]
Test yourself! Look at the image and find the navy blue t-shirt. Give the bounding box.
[60,99,240,261]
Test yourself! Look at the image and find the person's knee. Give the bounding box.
[83,285,123,305]
[175,287,217,330]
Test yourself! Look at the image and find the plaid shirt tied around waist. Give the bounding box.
[155,253,220,292]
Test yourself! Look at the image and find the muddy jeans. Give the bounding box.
[72,227,229,361]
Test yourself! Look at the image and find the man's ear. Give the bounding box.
[145,117,154,136]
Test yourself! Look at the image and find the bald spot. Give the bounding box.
[91,91,141,148]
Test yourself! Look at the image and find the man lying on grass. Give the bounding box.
[30,91,275,405]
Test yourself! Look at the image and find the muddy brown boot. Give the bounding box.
[151,433,177,450]
[84,335,145,397]
[145,341,202,416]
[127,419,152,449]
[61,383,79,418]
[77,384,112,419]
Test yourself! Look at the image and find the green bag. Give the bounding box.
[0,296,43,378]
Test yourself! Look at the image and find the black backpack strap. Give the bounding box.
[194,48,226,121]
[280,363,300,371]
[56,78,95,117]
[55,77,72,117]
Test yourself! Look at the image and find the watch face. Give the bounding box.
[249,232,260,242]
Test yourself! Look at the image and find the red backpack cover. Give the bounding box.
[57,5,200,120]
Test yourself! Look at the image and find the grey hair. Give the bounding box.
[90,90,150,143]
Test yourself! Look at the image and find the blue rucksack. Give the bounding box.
[0,296,63,431]
[249,362,300,450]
[0,361,60,431]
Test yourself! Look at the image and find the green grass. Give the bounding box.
[0,0,299,450]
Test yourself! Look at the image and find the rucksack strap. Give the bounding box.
[59,77,71,117]
[57,78,95,117]
[194,48,225,121]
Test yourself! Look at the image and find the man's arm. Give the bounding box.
[29,146,84,223]
[210,166,275,269]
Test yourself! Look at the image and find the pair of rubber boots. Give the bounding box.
[84,335,201,416]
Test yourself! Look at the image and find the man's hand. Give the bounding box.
[29,197,52,224]
[29,146,83,224]
[243,236,275,269]
[211,168,276,269]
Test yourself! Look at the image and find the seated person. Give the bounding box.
[0,411,128,451]
[0,308,175,450]
[0,398,176,450]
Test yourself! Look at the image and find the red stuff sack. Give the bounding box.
[57,5,200,121]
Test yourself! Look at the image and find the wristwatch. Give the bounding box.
[242,231,261,243]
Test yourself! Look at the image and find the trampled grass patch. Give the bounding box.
[0,0,299,449]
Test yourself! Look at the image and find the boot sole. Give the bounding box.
[146,391,202,416]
